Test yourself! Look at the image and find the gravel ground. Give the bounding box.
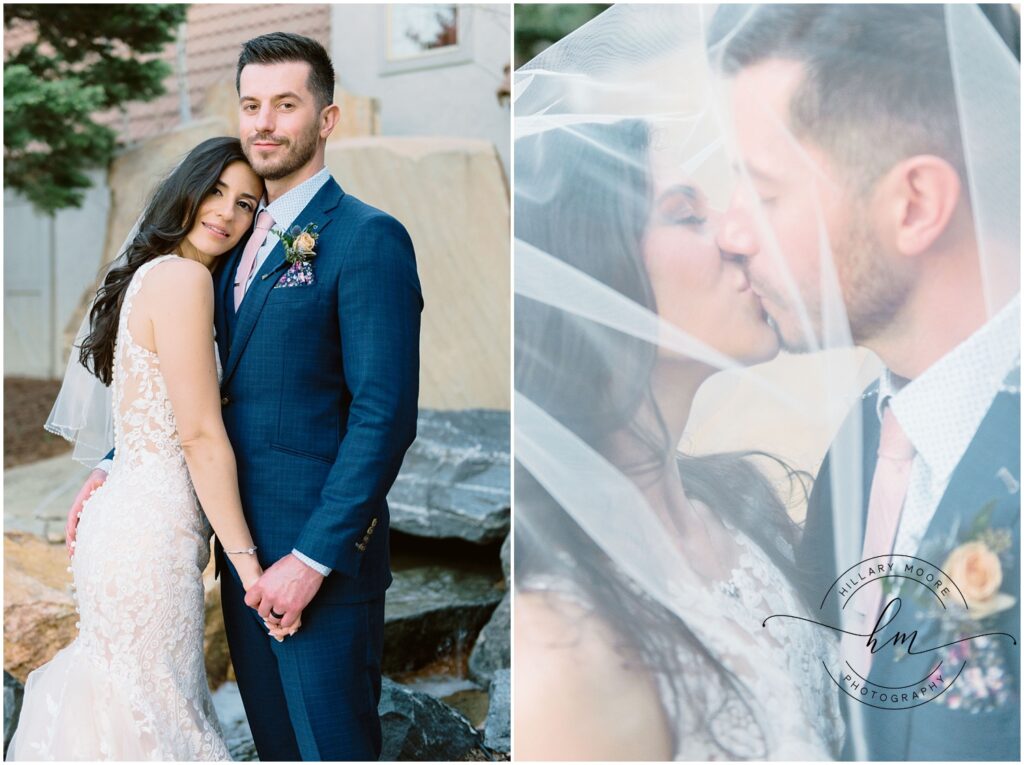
[4,378,71,468]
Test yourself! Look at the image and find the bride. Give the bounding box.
[514,114,843,759]
[8,137,293,760]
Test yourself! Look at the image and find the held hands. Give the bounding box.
[66,468,108,558]
[244,552,325,635]
[237,558,301,641]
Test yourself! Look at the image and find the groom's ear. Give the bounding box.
[878,155,962,258]
[318,102,341,142]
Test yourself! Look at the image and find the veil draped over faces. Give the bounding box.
[514,3,1018,760]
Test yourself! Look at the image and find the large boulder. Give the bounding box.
[3,533,76,683]
[468,591,510,685]
[387,410,510,544]
[379,678,488,761]
[384,565,503,674]
[4,672,24,758]
[483,669,510,755]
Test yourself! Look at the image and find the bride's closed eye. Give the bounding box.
[655,185,708,227]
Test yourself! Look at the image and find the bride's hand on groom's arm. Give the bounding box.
[244,553,325,630]
[65,468,108,559]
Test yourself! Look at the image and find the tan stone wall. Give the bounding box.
[326,137,510,411]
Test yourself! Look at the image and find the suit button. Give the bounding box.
[221,396,230,406]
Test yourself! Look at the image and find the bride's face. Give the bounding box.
[642,175,780,365]
[185,161,263,258]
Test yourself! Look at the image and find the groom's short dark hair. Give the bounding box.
[236,32,335,110]
[709,4,968,192]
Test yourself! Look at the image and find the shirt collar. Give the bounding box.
[256,166,331,230]
[878,295,1020,482]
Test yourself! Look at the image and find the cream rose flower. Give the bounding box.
[944,541,1013,618]
[294,232,316,254]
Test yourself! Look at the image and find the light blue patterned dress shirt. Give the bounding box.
[878,295,1020,557]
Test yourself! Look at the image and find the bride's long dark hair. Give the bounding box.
[514,119,815,758]
[79,137,253,385]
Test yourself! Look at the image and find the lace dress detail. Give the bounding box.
[7,255,230,761]
[521,507,844,761]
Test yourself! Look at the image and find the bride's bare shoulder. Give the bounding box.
[143,256,212,293]
[515,589,672,760]
[138,257,215,320]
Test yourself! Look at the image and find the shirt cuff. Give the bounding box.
[95,458,113,474]
[291,548,332,576]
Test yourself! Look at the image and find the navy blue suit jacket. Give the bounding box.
[801,373,1020,761]
[211,177,422,603]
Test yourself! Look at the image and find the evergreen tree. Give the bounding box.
[4,4,187,213]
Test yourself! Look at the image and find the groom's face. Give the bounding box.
[717,60,880,351]
[238,61,322,182]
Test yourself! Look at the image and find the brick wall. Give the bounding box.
[5,4,332,146]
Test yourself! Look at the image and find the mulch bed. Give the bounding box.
[4,377,72,468]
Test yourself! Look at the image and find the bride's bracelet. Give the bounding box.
[224,546,258,556]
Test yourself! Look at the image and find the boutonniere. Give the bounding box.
[944,538,1015,620]
[910,506,1016,713]
[272,222,319,264]
[912,501,1016,621]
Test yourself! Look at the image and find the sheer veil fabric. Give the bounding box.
[514,4,1018,760]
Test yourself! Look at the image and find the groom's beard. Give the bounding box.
[246,121,320,182]
[768,212,907,353]
[835,209,911,347]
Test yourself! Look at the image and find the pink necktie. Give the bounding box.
[234,210,274,311]
[846,405,916,674]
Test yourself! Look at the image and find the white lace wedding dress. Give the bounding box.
[7,255,230,761]
[523,506,844,760]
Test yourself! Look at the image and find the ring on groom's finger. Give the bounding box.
[269,608,284,620]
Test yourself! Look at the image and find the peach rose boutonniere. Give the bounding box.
[944,539,1016,620]
[273,222,319,265]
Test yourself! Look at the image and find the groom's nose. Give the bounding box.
[717,200,759,260]
[254,104,276,134]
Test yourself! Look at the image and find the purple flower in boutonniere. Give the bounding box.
[272,222,319,265]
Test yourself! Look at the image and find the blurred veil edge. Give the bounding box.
[44,217,142,467]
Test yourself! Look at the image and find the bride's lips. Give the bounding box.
[202,222,229,239]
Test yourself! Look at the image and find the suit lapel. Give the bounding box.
[221,178,344,386]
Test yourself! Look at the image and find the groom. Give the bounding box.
[713,5,1019,761]
[68,32,422,760]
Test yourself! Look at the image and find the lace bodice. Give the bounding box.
[521,511,844,760]
[112,254,189,473]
